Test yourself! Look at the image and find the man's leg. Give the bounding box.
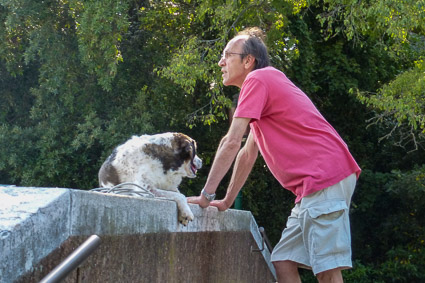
[273,260,301,283]
[316,267,344,283]
[300,174,357,280]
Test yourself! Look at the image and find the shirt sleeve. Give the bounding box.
[234,77,268,121]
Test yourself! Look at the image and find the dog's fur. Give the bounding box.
[98,132,202,225]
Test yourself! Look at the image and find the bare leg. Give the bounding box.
[273,260,301,283]
[316,268,344,283]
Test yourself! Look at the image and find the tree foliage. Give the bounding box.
[312,0,425,148]
[1,0,425,280]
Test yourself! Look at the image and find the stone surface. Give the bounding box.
[18,232,274,283]
[0,187,71,282]
[0,186,276,282]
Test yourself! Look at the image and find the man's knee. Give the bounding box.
[273,260,301,283]
[273,260,297,270]
[316,267,344,283]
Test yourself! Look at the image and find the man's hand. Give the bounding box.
[187,196,231,211]
[187,195,210,208]
[209,199,230,211]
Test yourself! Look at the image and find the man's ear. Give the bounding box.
[244,55,256,70]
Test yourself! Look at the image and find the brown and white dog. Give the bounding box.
[98,132,202,225]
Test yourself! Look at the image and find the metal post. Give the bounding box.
[234,191,243,210]
[251,227,273,253]
[39,235,101,283]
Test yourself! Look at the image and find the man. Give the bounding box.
[187,27,361,283]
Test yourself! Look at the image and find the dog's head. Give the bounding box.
[172,133,202,178]
[142,132,202,178]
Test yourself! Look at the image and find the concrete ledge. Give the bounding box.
[0,186,275,282]
[0,187,72,281]
[71,190,254,235]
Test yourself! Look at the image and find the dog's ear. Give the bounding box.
[183,140,192,153]
[172,133,190,152]
[176,139,191,155]
[177,139,196,161]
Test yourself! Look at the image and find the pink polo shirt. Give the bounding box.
[234,67,361,202]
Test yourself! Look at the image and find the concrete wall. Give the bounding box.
[0,186,276,282]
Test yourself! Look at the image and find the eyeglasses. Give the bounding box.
[220,51,248,60]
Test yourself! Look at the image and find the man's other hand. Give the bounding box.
[187,195,210,208]
[210,199,230,211]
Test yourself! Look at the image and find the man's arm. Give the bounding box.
[187,117,252,208]
[210,131,258,211]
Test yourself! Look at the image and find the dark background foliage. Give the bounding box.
[1,0,424,281]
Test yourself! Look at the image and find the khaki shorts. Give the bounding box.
[271,173,357,275]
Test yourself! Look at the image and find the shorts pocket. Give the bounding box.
[307,200,347,218]
[304,200,351,257]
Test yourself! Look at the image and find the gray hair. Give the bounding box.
[237,27,270,70]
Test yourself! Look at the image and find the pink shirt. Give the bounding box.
[234,67,361,202]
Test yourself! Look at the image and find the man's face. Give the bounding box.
[218,37,251,88]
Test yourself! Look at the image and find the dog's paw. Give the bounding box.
[178,209,194,226]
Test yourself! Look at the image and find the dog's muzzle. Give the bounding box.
[190,156,202,176]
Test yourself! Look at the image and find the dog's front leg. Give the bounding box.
[151,189,194,226]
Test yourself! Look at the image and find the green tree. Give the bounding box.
[2,1,425,281]
[312,0,425,149]
[0,0,151,187]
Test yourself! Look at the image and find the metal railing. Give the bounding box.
[39,235,101,283]
[251,227,273,253]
